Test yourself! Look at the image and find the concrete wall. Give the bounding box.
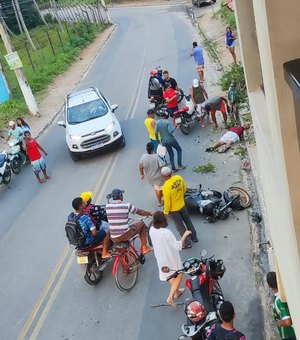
[235,0,300,337]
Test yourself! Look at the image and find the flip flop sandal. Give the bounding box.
[218,146,228,153]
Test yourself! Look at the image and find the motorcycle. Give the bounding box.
[164,249,226,339]
[173,94,199,135]
[0,149,12,185]
[185,184,251,223]
[8,139,28,175]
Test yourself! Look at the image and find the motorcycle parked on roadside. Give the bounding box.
[173,94,199,135]
[8,139,28,175]
[164,249,226,339]
[0,149,12,185]
[185,184,251,223]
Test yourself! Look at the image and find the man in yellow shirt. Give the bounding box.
[144,109,160,152]
[161,166,198,248]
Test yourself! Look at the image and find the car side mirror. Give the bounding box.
[111,104,118,112]
[58,121,66,128]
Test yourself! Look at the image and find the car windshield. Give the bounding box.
[67,98,108,124]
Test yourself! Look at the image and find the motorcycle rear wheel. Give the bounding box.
[223,187,251,209]
[84,257,104,286]
[3,168,11,184]
[11,157,21,175]
[180,119,191,135]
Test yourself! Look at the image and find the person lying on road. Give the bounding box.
[206,124,250,153]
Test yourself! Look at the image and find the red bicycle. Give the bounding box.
[110,216,152,292]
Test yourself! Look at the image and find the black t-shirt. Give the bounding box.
[164,77,178,90]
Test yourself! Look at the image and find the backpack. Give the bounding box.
[214,323,244,340]
[65,213,86,248]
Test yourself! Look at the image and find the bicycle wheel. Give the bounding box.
[223,187,251,209]
[84,256,103,286]
[115,251,139,292]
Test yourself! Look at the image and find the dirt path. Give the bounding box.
[0,25,115,146]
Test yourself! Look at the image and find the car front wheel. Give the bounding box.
[69,150,80,162]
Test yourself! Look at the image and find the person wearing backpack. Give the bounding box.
[207,301,246,340]
[80,191,109,232]
[148,69,163,99]
[68,197,111,259]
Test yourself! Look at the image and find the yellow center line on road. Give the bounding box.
[18,153,119,339]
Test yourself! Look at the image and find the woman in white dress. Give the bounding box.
[150,211,192,306]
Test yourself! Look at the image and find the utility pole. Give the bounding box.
[11,0,23,34]
[100,0,112,24]
[49,0,64,32]
[32,0,49,27]
[12,0,36,50]
[0,18,39,116]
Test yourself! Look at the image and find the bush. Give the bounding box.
[0,99,28,128]
[218,63,248,105]
[216,3,236,29]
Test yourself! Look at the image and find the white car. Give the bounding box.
[58,87,125,162]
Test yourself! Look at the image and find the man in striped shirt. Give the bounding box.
[105,188,153,255]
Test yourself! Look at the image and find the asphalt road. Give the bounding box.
[0,4,264,340]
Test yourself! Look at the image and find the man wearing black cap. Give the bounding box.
[105,189,153,254]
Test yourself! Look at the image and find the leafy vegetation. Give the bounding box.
[218,63,248,106]
[193,163,217,174]
[234,145,247,159]
[216,2,236,29]
[0,100,28,129]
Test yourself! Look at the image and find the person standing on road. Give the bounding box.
[191,41,205,82]
[105,188,153,255]
[203,96,229,129]
[148,69,163,99]
[226,27,237,64]
[150,211,192,307]
[23,131,50,184]
[161,166,198,248]
[189,78,208,127]
[155,110,185,173]
[207,301,246,339]
[162,70,178,90]
[144,109,160,152]
[139,142,165,207]
[267,271,296,340]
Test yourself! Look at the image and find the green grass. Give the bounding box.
[0,22,108,128]
[193,163,217,174]
[215,2,236,29]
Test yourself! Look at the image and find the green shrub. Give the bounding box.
[216,3,236,29]
[193,163,217,174]
[0,99,28,128]
[218,63,248,105]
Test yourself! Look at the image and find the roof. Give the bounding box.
[67,88,100,108]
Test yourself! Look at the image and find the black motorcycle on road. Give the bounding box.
[185,185,251,223]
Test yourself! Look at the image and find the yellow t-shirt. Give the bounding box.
[163,175,186,214]
[144,117,160,140]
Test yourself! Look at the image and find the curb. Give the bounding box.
[35,24,116,140]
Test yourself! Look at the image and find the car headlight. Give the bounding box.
[69,135,82,141]
[105,121,115,132]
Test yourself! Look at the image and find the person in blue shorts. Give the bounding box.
[226,27,237,64]
[191,41,205,82]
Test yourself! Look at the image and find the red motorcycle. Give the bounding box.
[164,249,226,339]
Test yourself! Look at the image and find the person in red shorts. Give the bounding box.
[203,96,229,129]
[23,131,50,183]
[163,82,179,120]
[206,124,250,153]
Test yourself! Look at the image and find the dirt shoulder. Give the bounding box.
[0,25,115,147]
[107,0,188,7]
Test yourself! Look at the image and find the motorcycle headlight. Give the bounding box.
[69,135,81,141]
[105,121,115,132]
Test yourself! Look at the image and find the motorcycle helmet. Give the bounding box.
[156,66,163,75]
[207,259,226,280]
[150,69,158,76]
[185,300,206,323]
[156,108,169,118]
